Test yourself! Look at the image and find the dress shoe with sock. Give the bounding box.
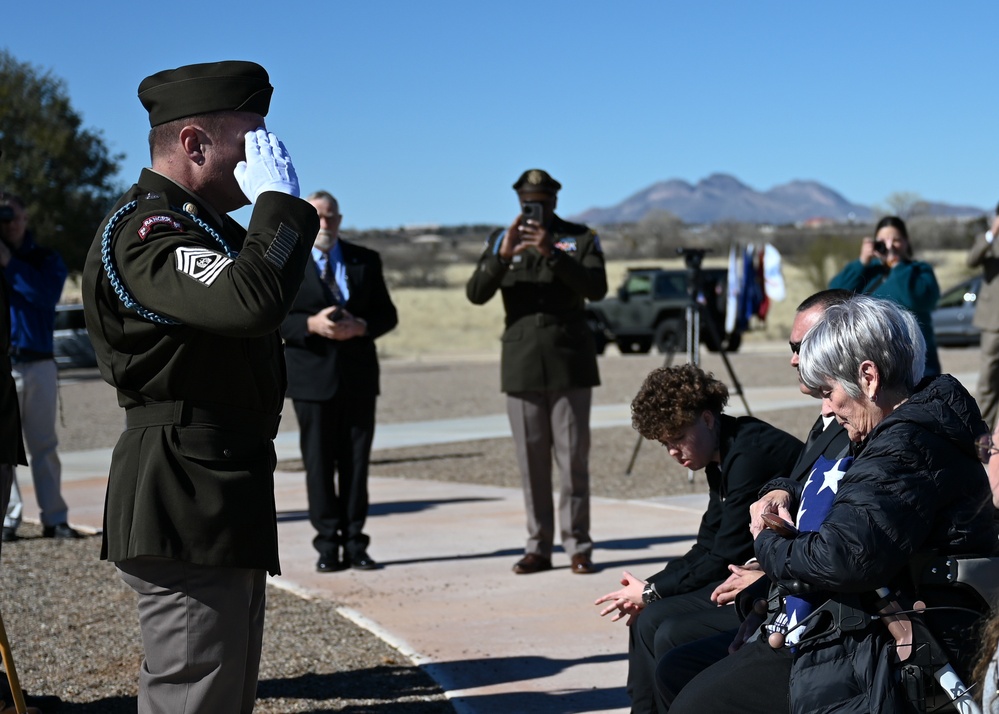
[512,553,552,574]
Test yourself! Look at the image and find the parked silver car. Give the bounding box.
[53,303,97,369]
[931,276,981,347]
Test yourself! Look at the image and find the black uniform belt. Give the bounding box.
[510,312,583,328]
[124,401,280,439]
[9,348,54,364]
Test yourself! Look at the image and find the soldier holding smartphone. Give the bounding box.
[467,169,607,575]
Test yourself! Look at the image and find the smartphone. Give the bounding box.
[327,306,344,323]
[761,513,798,537]
[521,202,544,226]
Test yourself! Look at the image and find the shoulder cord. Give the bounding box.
[100,201,239,325]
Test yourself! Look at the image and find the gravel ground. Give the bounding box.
[4,344,981,711]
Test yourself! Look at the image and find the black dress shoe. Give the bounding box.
[42,522,82,539]
[1,527,18,543]
[316,555,342,573]
[346,552,378,570]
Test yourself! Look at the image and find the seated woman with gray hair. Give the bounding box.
[670,294,996,714]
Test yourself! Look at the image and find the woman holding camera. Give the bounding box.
[830,215,941,376]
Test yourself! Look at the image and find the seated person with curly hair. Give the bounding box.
[594,363,802,714]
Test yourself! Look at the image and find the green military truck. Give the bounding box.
[586,267,742,355]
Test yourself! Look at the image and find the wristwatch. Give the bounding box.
[642,582,661,605]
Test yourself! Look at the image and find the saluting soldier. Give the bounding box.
[81,61,318,713]
[467,169,607,575]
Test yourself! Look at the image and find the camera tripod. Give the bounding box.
[625,248,751,476]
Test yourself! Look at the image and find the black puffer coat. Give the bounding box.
[755,374,997,714]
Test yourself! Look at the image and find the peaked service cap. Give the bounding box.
[512,169,561,195]
[138,60,273,127]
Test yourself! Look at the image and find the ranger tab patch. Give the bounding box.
[174,246,233,286]
[138,215,183,240]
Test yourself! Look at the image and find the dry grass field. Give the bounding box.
[61,249,976,360]
[374,250,977,359]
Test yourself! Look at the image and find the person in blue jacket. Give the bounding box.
[0,193,76,542]
[829,215,941,376]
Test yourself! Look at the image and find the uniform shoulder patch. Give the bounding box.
[138,215,183,241]
[554,237,578,252]
[174,246,233,286]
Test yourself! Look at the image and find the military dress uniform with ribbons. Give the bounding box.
[466,216,607,561]
[467,217,606,392]
[82,168,319,576]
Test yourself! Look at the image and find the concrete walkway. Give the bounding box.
[42,372,979,713]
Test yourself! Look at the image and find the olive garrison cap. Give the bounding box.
[513,169,561,195]
[138,60,273,127]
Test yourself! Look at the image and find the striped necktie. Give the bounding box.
[320,253,344,305]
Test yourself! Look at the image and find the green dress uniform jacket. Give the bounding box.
[968,232,999,332]
[466,217,607,392]
[82,169,318,575]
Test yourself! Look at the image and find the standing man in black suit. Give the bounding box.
[281,190,398,573]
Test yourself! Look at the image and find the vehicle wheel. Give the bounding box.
[617,338,639,354]
[617,337,652,354]
[654,320,684,354]
[705,329,742,353]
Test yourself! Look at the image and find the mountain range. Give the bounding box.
[571,173,986,226]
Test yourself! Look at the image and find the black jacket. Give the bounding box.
[755,374,997,714]
[0,271,25,467]
[281,241,397,401]
[647,415,802,596]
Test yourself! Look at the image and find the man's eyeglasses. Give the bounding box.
[789,340,801,355]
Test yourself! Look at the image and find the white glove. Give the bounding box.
[233,128,300,202]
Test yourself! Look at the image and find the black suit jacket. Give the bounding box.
[789,416,851,481]
[733,415,851,619]
[281,240,397,402]
[647,415,803,597]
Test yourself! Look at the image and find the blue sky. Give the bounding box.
[4,2,999,228]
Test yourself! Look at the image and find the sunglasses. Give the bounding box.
[789,340,801,355]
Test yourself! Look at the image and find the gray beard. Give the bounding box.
[314,230,336,252]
